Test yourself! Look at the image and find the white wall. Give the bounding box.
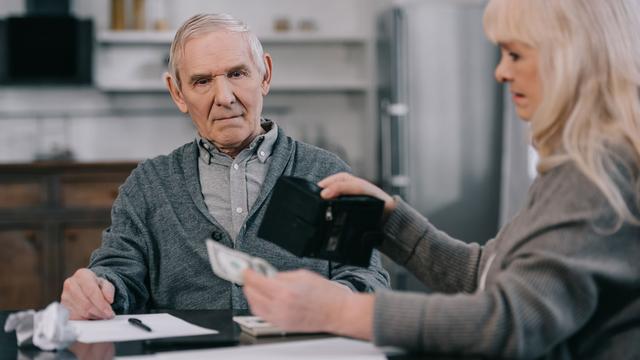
[0,88,194,162]
[0,88,370,171]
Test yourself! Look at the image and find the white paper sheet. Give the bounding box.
[69,313,217,343]
[148,337,395,360]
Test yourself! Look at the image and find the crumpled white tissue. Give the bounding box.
[3,309,35,346]
[4,302,78,351]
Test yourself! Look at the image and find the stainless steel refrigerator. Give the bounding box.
[377,0,504,291]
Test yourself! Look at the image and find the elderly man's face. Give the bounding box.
[167,31,272,156]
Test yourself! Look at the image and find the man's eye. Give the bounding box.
[194,78,210,86]
[509,52,520,61]
[229,70,245,78]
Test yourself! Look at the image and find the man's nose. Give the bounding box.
[213,78,236,107]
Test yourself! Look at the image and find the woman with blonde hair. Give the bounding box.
[243,0,640,358]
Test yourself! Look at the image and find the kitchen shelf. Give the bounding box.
[96,81,370,93]
[97,31,174,44]
[272,80,370,91]
[97,30,368,45]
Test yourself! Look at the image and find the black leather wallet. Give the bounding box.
[258,176,384,267]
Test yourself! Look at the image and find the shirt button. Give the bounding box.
[236,207,243,214]
[233,163,239,170]
[259,151,266,157]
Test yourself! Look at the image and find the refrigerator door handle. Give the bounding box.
[381,101,411,192]
[380,98,393,188]
[390,174,410,188]
[388,7,411,194]
[387,103,408,117]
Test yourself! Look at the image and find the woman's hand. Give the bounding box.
[243,269,374,340]
[318,172,397,220]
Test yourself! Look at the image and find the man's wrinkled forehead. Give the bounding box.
[175,31,257,79]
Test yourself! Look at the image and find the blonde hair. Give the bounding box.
[484,0,640,227]
[168,13,266,88]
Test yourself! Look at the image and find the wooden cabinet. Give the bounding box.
[0,162,136,310]
[0,229,47,309]
[0,182,44,208]
[60,174,123,208]
[62,227,105,279]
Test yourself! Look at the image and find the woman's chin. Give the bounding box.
[515,109,533,122]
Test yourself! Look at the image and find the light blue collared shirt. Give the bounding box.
[197,119,278,240]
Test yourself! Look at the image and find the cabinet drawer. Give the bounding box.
[63,227,105,278]
[60,173,127,208]
[0,229,46,309]
[0,182,45,209]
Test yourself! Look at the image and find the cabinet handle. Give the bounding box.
[24,231,37,246]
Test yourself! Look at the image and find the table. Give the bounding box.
[0,310,479,360]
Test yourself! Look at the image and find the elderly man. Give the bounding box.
[60,13,389,320]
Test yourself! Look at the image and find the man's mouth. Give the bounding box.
[213,115,241,121]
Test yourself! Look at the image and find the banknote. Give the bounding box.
[232,316,286,336]
[205,239,277,285]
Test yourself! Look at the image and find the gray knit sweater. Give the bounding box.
[373,158,640,359]
[89,127,390,313]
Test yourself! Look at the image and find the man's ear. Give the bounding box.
[260,53,273,96]
[164,72,188,113]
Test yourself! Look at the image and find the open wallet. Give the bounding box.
[258,176,384,267]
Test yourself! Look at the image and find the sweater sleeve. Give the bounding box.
[373,223,614,358]
[330,249,391,292]
[380,197,482,293]
[89,182,151,314]
[372,172,638,358]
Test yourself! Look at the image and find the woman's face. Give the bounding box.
[494,41,541,121]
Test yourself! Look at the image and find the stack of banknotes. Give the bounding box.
[232,316,287,337]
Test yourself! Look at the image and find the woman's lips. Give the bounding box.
[512,92,526,104]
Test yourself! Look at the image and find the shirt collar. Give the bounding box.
[196,118,278,165]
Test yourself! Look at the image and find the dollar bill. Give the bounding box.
[205,239,277,285]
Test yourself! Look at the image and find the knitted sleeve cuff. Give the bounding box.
[373,290,427,351]
[381,197,431,264]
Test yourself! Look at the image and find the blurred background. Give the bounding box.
[0,0,536,309]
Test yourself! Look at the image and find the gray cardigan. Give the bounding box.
[374,158,640,359]
[90,127,390,313]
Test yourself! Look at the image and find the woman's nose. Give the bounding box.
[495,55,513,83]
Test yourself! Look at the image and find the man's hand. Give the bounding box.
[61,269,115,320]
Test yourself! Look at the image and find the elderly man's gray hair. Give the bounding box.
[168,13,266,88]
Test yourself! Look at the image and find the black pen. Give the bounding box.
[128,317,152,332]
